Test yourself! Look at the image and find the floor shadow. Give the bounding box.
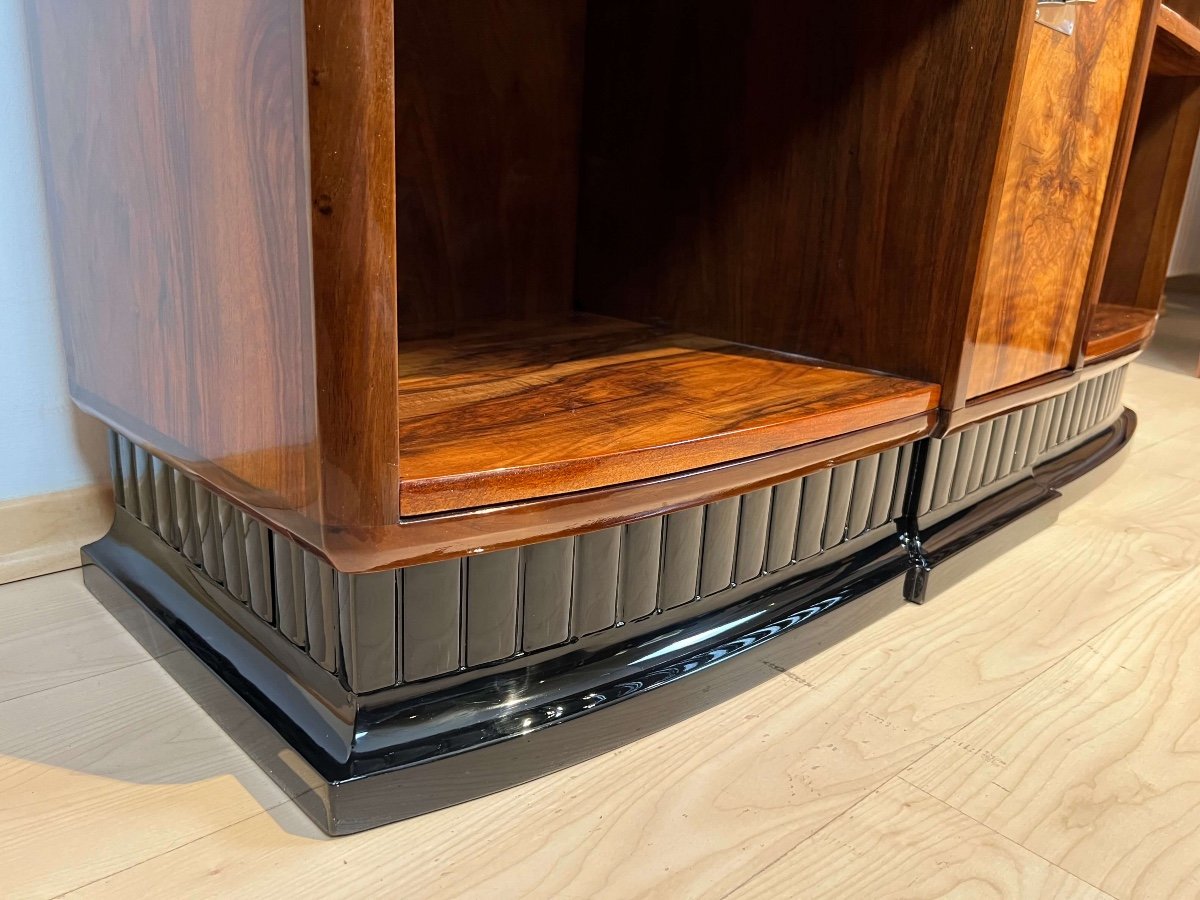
[1140,278,1200,377]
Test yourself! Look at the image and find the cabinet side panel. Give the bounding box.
[304,0,399,527]
[25,0,320,519]
[967,0,1146,397]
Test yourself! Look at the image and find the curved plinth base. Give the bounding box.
[79,408,1135,835]
[904,408,1136,604]
[82,516,913,834]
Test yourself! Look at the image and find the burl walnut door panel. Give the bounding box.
[967,0,1145,399]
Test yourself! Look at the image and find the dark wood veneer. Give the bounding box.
[937,349,1141,436]
[25,0,320,519]
[574,0,1031,390]
[393,0,586,333]
[1100,74,1200,313]
[26,0,404,552]
[394,315,939,515]
[966,0,1145,397]
[27,0,1166,570]
[1084,305,1159,361]
[1151,5,1200,76]
[26,0,1167,837]
[305,0,400,529]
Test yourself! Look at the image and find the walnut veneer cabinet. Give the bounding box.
[25,0,1189,833]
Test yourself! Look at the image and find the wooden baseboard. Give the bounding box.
[0,484,113,585]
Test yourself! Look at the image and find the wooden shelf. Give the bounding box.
[1084,304,1158,361]
[395,315,940,515]
[1151,5,1200,76]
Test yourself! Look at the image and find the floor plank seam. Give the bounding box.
[0,655,168,709]
[715,524,1196,898]
[889,569,1200,900]
[57,797,303,899]
[0,559,86,589]
[894,774,1119,899]
[713,779,897,900]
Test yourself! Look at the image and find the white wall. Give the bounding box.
[0,3,108,503]
[1169,140,1200,278]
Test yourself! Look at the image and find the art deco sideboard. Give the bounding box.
[23,0,1198,833]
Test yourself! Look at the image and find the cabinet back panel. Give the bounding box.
[394,0,586,338]
[574,0,1029,387]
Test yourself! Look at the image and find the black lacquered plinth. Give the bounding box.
[80,391,1134,835]
[82,510,912,834]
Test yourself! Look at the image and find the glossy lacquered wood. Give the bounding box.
[938,347,1141,436]
[304,0,400,528]
[25,0,320,517]
[1151,4,1200,76]
[966,0,1146,398]
[1084,304,1159,360]
[394,0,585,333]
[1070,0,1160,369]
[28,0,1164,572]
[574,0,1031,389]
[28,0,956,570]
[394,315,939,515]
[1100,74,1200,313]
[75,387,1135,834]
[25,0,402,558]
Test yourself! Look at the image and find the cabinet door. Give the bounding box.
[967,0,1146,398]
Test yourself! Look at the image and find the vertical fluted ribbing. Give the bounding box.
[915,365,1127,519]
[109,428,923,691]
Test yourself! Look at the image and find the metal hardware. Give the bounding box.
[1035,0,1097,36]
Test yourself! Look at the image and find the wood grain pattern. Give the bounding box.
[1084,304,1159,360]
[304,0,399,528]
[333,411,935,571]
[0,570,171,705]
[26,0,404,553]
[939,348,1138,436]
[25,0,320,516]
[967,0,1146,398]
[1165,0,1200,28]
[729,779,1106,900]
[1071,0,1160,370]
[1100,75,1200,313]
[13,355,1199,897]
[575,0,1031,389]
[1151,4,1200,76]
[394,315,939,514]
[904,564,1200,899]
[0,656,289,899]
[393,0,585,333]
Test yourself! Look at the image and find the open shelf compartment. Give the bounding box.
[1152,4,1200,76]
[395,315,939,515]
[388,3,955,517]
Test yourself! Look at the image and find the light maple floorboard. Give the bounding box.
[0,357,1198,899]
[903,566,1200,900]
[726,778,1109,900]
[0,569,172,705]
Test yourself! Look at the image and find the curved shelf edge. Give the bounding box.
[1083,304,1158,362]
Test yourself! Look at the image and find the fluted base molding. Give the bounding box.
[78,404,1134,835]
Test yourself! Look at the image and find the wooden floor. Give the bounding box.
[5,354,1200,899]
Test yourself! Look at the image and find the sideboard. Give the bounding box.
[23,0,1197,833]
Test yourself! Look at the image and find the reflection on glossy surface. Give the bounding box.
[77,402,1135,834]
